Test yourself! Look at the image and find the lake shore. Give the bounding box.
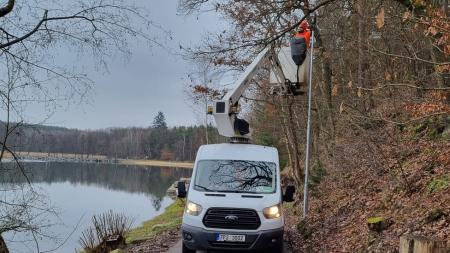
[5,152,194,169]
[124,199,185,253]
[120,159,193,169]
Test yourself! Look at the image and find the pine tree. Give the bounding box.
[152,111,167,129]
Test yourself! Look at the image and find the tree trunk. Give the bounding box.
[400,235,450,253]
[0,234,9,253]
[444,0,448,15]
[357,0,363,90]
[278,97,303,185]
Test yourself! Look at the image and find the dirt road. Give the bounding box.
[166,240,291,253]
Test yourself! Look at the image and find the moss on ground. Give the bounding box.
[427,175,449,194]
[367,217,385,224]
[126,199,185,244]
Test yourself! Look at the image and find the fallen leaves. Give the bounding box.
[357,87,363,98]
[402,11,411,22]
[403,103,450,117]
[376,8,385,29]
[332,84,339,97]
[347,81,353,89]
[284,128,450,253]
[435,64,450,74]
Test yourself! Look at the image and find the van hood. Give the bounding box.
[188,189,281,211]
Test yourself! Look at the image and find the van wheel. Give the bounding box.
[268,242,283,253]
[182,242,196,253]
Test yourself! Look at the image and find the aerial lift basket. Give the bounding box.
[269,47,310,96]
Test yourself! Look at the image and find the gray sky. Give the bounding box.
[38,1,223,130]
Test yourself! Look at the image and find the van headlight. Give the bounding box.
[185,201,203,216]
[263,203,281,219]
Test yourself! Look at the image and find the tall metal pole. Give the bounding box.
[303,18,315,219]
[204,72,209,145]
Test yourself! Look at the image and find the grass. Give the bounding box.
[126,199,186,244]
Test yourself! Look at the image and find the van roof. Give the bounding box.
[196,143,278,164]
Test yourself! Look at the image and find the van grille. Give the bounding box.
[202,208,261,230]
[209,241,252,249]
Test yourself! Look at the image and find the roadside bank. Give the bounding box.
[124,199,186,253]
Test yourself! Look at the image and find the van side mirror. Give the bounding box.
[283,185,295,202]
[177,181,187,198]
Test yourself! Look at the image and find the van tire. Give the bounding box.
[182,242,196,253]
[269,242,284,253]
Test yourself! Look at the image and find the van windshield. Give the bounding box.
[194,160,276,194]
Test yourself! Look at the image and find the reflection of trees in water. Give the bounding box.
[211,161,273,191]
[152,198,162,211]
[0,162,192,201]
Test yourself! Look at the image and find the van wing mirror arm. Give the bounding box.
[283,185,296,202]
[177,181,187,198]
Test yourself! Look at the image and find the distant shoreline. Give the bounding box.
[4,152,194,169]
[119,159,193,169]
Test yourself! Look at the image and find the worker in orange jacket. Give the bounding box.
[290,20,311,66]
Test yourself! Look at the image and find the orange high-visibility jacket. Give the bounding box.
[294,29,311,48]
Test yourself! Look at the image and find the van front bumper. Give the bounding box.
[181,224,283,251]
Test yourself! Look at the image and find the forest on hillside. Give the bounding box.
[182,0,449,251]
[1,112,222,161]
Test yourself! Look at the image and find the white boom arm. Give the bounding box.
[210,45,306,139]
[222,47,270,105]
[210,47,272,138]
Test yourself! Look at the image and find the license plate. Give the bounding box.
[216,234,246,242]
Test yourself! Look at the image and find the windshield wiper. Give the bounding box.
[217,190,263,194]
[218,190,246,193]
[194,184,214,192]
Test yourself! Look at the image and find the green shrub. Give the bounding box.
[427,175,449,194]
[296,220,313,239]
[254,131,274,146]
[406,116,448,140]
[424,209,445,223]
[308,160,326,196]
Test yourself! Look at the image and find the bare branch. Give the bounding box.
[369,44,450,65]
[0,0,14,18]
[359,83,450,91]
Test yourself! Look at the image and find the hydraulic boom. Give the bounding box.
[209,45,309,140]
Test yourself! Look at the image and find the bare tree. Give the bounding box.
[180,0,449,188]
[0,0,167,251]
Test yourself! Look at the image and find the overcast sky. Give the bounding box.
[35,1,223,130]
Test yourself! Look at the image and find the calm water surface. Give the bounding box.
[1,162,191,253]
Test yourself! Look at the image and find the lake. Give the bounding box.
[0,162,192,253]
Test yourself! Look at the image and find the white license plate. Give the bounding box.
[216,234,246,242]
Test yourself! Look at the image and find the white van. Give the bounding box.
[177,143,295,253]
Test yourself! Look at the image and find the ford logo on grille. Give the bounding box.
[224,215,239,222]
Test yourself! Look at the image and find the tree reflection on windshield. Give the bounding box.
[194,160,276,193]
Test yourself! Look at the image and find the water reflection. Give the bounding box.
[1,162,191,210]
[0,162,192,253]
